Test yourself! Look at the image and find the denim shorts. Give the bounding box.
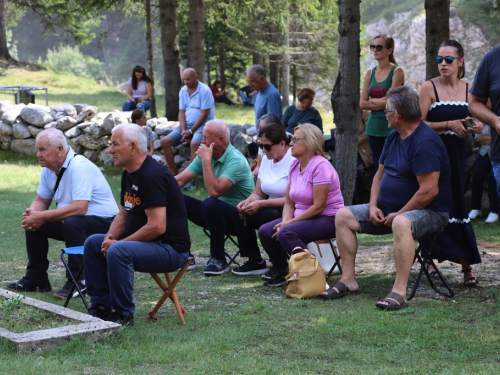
[347,204,449,240]
[167,123,205,145]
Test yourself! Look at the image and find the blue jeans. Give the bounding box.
[239,90,255,106]
[491,159,500,201]
[184,195,260,260]
[84,234,188,315]
[368,135,387,171]
[258,216,336,272]
[122,99,152,112]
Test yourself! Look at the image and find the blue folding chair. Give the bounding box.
[60,246,89,311]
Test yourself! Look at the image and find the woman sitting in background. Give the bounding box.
[282,88,323,134]
[131,109,162,163]
[258,123,344,287]
[122,65,153,112]
[233,123,295,277]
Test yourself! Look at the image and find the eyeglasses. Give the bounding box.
[435,56,460,65]
[291,136,304,143]
[257,143,276,151]
[370,44,386,51]
[384,109,395,115]
[134,66,145,72]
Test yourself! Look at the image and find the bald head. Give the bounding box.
[205,120,230,144]
[183,68,199,89]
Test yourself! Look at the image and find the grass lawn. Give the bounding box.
[0,150,500,374]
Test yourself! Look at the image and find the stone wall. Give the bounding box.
[0,100,255,169]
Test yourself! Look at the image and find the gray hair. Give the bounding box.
[246,65,267,79]
[205,119,230,143]
[112,123,148,153]
[386,86,421,123]
[259,113,282,127]
[36,128,68,150]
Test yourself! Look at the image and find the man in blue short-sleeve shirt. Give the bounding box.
[247,65,283,127]
[321,86,451,311]
[469,46,500,199]
[176,120,263,276]
[161,68,215,183]
[6,128,118,299]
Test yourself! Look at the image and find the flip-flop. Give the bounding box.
[375,292,407,311]
[425,261,440,278]
[462,268,479,287]
[319,281,358,300]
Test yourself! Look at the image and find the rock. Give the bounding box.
[28,125,44,138]
[44,121,58,129]
[178,160,191,174]
[1,109,21,125]
[153,139,162,150]
[77,106,97,123]
[56,116,78,131]
[11,139,36,155]
[20,106,54,127]
[152,153,166,166]
[174,154,186,167]
[13,122,32,139]
[177,144,191,160]
[232,132,252,157]
[73,104,89,114]
[155,122,177,136]
[78,134,106,150]
[0,101,14,117]
[102,113,127,134]
[67,135,83,154]
[0,134,13,150]
[0,121,13,136]
[65,126,82,138]
[51,104,77,119]
[146,118,157,128]
[156,117,169,125]
[83,150,99,162]
[76,121,94,129]
[98,147,114,165]
[243,124,256,136]
[27,103,51,113]
[52,111,67,121]
[90,124,108,139]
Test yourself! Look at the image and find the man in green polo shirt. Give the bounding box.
[176,120,260,276]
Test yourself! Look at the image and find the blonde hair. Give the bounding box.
[294,123,325,157]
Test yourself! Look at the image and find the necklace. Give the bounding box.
[440,78,459,100]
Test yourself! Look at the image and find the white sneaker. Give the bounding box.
[468,209,482,219]
[485,212,499,223]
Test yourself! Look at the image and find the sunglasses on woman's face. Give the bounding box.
[134,66,145,72]
[370,44,386,51]
[257,143,276,151]
[435,56,459,65]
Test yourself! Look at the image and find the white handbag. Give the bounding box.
[306,239,340,276]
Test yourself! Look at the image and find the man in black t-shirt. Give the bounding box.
[84,124,190,326]
[321,86,451,311]
[469,46,500,200]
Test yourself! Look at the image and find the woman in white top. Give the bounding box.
[122,65,153,112]
[233,123,295,277]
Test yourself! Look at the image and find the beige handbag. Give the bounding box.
[285,248,325,299]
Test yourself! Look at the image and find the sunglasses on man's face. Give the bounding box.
[435,56,459,65]
[257,143,276,151]
[370,44,386,51]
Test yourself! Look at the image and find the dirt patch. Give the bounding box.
[0,58,42,72]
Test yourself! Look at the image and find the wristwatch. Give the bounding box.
[188,129,193,134]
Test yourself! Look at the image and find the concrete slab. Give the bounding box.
[0,288,121,351]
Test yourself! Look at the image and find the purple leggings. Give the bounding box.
[258,215,336,272]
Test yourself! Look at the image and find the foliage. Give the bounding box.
[456,0,500,46]
[44,44,105,80]
[360,0,423,24]
[5,30,18,60]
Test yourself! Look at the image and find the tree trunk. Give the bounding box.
[292,64,297,103]
[253,52,264,66]
[159,0,182,120]
[282,26,290,108]
[145,0,157,118]
[332,0,361,206]
[269,54,280,90]
[425,0,450,80]
[187,0,205,81]
[0,0,13,61]
[219,45,225,86]
[206,43,211,85]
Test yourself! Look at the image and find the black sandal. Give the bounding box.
[425,261,440,278]
[375,292,407,311]
[462,268,478,287]
[319,281,358,300]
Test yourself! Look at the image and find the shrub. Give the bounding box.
[45,44,105,80]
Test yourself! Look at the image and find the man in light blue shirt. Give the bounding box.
[161,68,215,186]
[246,65,283,127]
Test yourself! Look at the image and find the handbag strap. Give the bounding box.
[286,251,319,280]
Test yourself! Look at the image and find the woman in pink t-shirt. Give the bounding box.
[258,123,344,287]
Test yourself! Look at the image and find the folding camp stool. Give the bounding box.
[408,232,454,300]
[59,246,89,311]
[307,239,342,280]
[324,239,342,280]
[202,228,242,267]
[147,255,193,324]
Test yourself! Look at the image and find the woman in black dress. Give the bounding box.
[418,40,482,286]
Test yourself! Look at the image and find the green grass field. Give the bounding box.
[1,62,499,374]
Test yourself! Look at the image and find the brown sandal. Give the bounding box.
[376,292,407,311]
